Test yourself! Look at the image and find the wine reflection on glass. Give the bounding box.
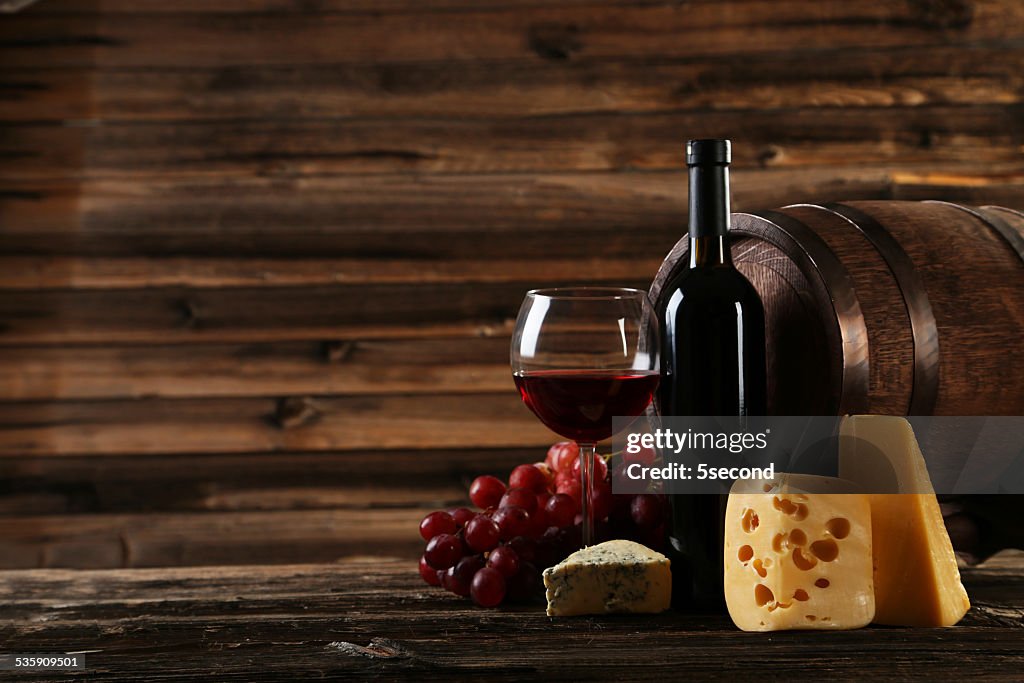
[511,287,660,548]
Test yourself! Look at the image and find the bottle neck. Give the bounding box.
[687,163,732,268]
[689,234,732,268]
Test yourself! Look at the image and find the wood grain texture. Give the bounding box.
[0,338,517,400]
[6,167,1023,259]
[0,256,664,290]
[4,106,1022,181]
[0,393,556,456]
[0,555,1020,679]
[777,204,915,415]
[4,45,1023,123]
[5,1,1022,69]
[0,447,537,515]
[840,200,1024,414]
[1,0,1023,573]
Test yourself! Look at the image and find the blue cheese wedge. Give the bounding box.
[542,539,671,616]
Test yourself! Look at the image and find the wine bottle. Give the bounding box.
[656,139,768,610]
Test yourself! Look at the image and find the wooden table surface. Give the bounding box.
[1,552,1022,681]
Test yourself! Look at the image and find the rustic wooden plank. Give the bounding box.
[0,393,555,456]
[0,279,659,345]
[891,171,1024,207]
[0,508,430,568]
[0,338,516,400]
[27,0,709,13]
[0,171,688,258]
[3,46,1022,122]
[3,106,1022,180]
[0,256,662,290]
[0,559,1019,680]
[0,447,538,514]
[0,166,982,258]
[2,1,1022,69]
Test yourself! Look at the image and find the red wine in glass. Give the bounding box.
[514,370,660,444]
[511,287,660,548]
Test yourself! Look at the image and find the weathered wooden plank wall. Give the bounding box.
[0,0,1022,568]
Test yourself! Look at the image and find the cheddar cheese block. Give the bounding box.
[725,474,875,631]
[839,415,971,627]
[542,539,671,617]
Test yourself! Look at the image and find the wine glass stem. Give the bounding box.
[578,442,597,547]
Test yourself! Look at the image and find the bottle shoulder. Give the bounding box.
[657,265,763,312]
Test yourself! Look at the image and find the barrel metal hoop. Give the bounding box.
[758,209,870,416]
[934,202,1024,266]
[823,202,939,416]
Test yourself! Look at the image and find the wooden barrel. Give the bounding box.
[650,201,1024,416]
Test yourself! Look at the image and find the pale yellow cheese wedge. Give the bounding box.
[839,415,971,627]
[725,474,875,631]
[542,539,671,617]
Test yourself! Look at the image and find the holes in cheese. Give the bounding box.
[725,474,874,631]
[772,496,810,520]
[741,508,759,533]
[755,584,774,607]
[826,517,851,539]
[752,558,768,578]
[810,538,839,562]
[792,547,817,571]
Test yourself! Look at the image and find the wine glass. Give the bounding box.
[511,287,660,547]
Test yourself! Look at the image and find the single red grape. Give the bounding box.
[419,555,442,586]
[509,464,548,493]
[571,453,609,482]
[527,504,548,538]
[545,493,576,528]
[464,515,501,552]
[593,480,612,521]
[493,505,531,540]
[499,487,537,513]
[556,478,582,508]
[470,567,506,607]
[624,443,658,467]
[553,469,575,491]
[449,507,476,528]
[469,475,506,510]
[507,536,537,563]
[444,554,484,597]
[419,510,457,541]
[424,533,463,570]
[630,494,662,528]
[532,462,555,490]
[546,442,579,474]
[487,545,521,578]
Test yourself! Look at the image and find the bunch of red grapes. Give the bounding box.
[417,441,667,607]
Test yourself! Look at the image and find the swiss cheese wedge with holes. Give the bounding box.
[724,474,874,631]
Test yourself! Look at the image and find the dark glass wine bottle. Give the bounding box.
[656,139,768,611]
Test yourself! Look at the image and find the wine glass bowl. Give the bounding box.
[511,287,660,547]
